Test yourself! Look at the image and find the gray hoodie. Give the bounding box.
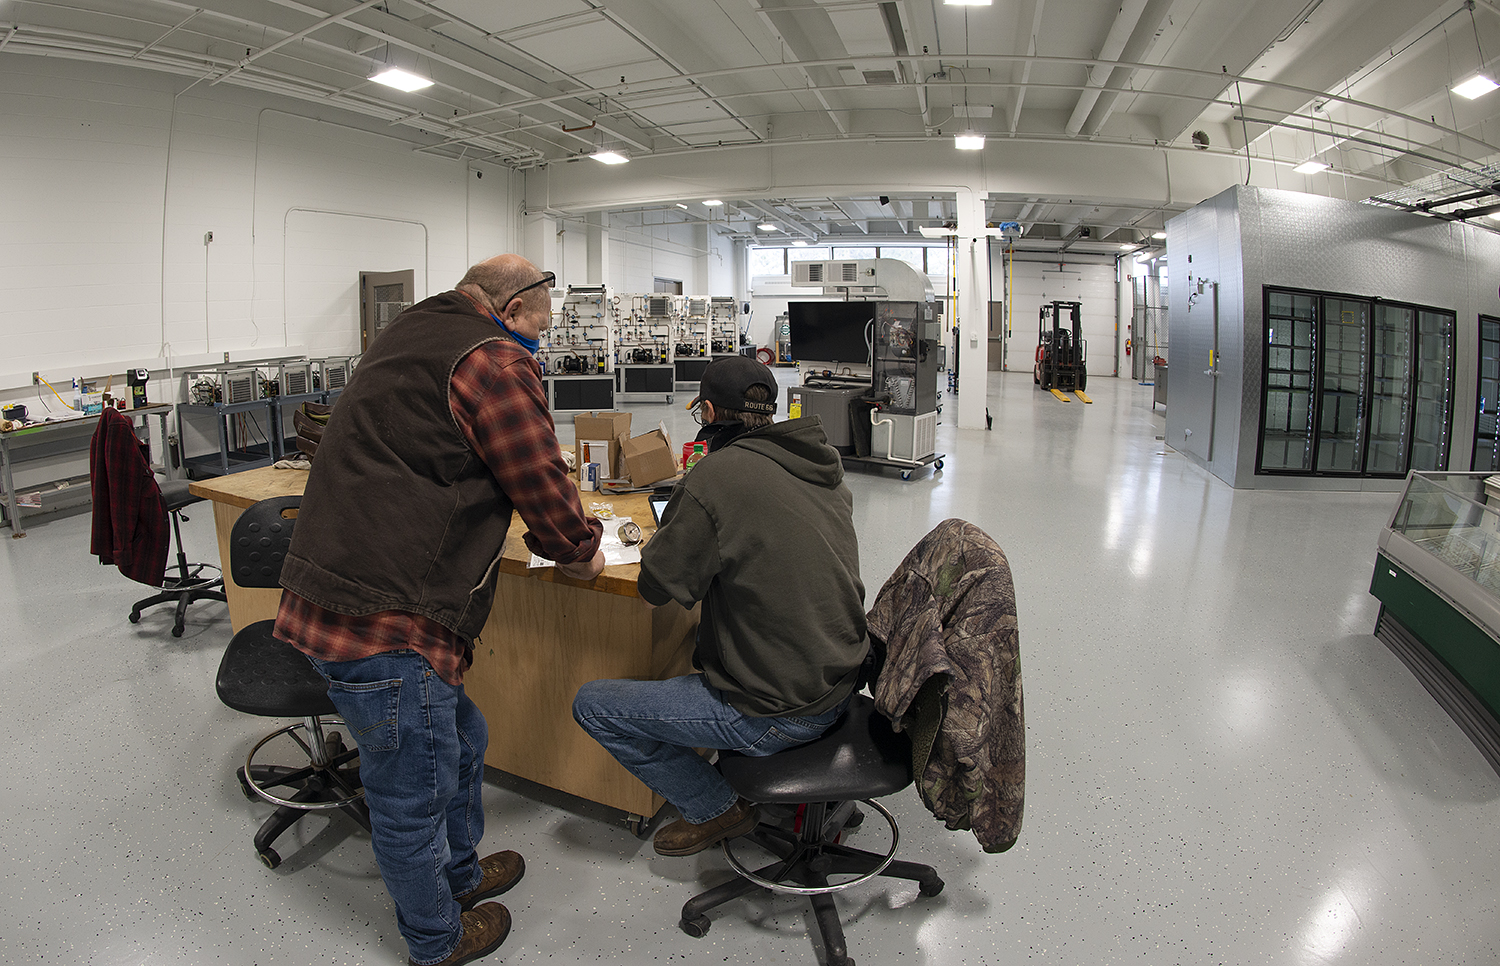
[638,416,869,717]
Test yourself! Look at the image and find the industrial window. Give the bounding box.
[748,248,786,276]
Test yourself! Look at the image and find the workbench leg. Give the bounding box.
[2,438,24,538]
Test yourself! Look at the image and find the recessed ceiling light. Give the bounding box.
[758,223,779,231]
[954,134,985,150]
[592,150,629,164]
[1152,231,1167,239]
[704,199,724,206]
[1294,160,1330,174]
[369,67,433,92]
[1453,75,1500,99]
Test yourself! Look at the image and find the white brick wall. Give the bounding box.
[0,56,517,396]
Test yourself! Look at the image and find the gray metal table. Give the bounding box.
[1,404,173,538]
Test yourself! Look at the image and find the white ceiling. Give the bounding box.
[8,0,1500,251]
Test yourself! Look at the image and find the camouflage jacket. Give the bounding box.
[867,519,1024,853]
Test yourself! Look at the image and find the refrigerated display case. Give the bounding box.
[1372,471,1500,774]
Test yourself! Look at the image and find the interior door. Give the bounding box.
[359,270,416,351]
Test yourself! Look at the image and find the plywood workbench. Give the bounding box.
[189,465,696,825]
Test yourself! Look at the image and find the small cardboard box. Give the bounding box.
[573,411,632,477]
[621,424,678,486]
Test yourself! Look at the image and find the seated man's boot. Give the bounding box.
[654,798,760,856]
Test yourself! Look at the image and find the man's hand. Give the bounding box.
[556,548,606,582]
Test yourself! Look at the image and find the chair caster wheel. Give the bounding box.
[919,876,944,897]
[679,915,711,938]
[128,611,141,624]
[257,848,281,870]
[237,769,258,802]
[171,624,185,637]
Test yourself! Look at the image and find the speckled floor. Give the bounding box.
[3,370,1497,965]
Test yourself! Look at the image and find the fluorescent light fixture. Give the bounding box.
[919,226,957,238]
[954,134,985,150]
[1488,212,1500,222]
[1453,74,1500,99]
[704,199,724,206]
[592,150,629,164]
[369,67,433,92]
[675,203,689,210]
[944,0,993,5]
[1119,244,1134,251]
[1293,160,1330,175]
[792,240,808,247]
[758,223,778,231]
[1152,231,1167,239]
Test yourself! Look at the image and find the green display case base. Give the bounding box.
[1375,607,1500,777]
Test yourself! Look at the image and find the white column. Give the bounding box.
[955,188,990,430]
[522,212,559,276]
[586,213,610,285]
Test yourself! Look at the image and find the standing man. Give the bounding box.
[275,254,605,966]
[573,356,869,856]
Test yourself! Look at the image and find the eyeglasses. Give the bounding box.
[500,272,555,311]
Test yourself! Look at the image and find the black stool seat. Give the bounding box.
[720,696,912,802]
[158,479,201,512]
[216,623,335,718]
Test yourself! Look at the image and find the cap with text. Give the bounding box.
[689,355,778,415]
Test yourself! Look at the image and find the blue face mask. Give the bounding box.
[489,312,540,356]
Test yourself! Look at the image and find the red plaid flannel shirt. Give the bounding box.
[274,335,602,686]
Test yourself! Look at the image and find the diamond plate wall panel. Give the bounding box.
[1171,185,1500,489]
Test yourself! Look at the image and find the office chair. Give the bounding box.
[678,693,944,966]
[90,406,225,637]
[213,495,369,869]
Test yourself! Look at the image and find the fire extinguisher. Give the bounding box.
[1125,337,1132,356]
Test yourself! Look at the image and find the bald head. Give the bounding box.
[457,254,555,340]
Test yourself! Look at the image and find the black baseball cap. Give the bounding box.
[688,355,778,416]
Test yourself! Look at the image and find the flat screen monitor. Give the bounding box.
[788,302,873,367]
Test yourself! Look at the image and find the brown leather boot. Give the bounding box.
[410,902,510,966]
[653,798,761,856]
[454,851,525,910]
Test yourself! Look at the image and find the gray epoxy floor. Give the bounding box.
[3,371,1498,965]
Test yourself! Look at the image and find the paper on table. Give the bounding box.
[526,516,642,569]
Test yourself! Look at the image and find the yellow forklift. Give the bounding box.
[1033,300,1092,403]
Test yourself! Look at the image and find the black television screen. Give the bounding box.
[788,302,873,366]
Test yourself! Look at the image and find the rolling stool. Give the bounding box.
[678,694,944,966]
[213,496,370,868]
[126,480,226,637]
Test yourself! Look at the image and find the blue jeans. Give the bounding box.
[308,651,488,966]
[572,674,848,824]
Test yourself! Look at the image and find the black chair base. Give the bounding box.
[679,801,943,966]
[128,499,226,637]
[235,717,370,869]
[129,568,226,637]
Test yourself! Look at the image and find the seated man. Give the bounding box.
[573,356,869,855]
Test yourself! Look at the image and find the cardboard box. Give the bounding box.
[577,439,614,476]
[621,425,678,486]
[573,411,631,477]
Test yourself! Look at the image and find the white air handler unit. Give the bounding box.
[543,285,616,411]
